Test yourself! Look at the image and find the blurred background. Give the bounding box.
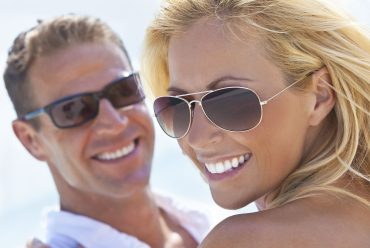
[0,0,369,247]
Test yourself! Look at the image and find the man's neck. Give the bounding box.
[49,163,198,248]
[59,186,170,247]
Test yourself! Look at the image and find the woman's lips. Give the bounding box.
[203,153,252,181]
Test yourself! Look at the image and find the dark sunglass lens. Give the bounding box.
[50,95,98,128]
[153,97,190,138]
[202,88,262,131]
[107,74,144,108]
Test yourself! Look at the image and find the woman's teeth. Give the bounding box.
[97,142,135,161]
[205,154,251,174]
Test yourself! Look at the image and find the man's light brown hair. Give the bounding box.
[4,14,131,128]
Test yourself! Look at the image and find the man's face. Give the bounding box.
[25,42,155,198]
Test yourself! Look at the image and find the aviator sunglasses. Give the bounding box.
[153,74,311,139]
[20,72,145,128]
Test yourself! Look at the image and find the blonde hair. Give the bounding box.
[142,0,370,208]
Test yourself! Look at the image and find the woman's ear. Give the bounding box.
[308,67,336,126]
[12,120,47,161]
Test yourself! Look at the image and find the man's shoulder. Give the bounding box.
[153,191,215,242]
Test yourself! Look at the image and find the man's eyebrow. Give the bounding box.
[167,75,253,94]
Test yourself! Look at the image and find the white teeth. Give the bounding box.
[231,158,239,168]
[96,142,135,161]
[239,155,245,164]
[224,160,232,171]
[204,153,251,174]
[215,163,224,173]
[206,164,217,174]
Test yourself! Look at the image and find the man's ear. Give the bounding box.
[308,67,336,126]
[12,120,47,161]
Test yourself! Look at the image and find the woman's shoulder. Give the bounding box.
[200,196,370,248]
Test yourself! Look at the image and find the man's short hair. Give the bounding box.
[3,14,131,128]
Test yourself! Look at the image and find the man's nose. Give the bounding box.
[185,103,222,148]
[92,99,129,136]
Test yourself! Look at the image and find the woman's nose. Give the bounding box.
[185,103,222,148]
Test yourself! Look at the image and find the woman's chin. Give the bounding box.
[211,191,252,210]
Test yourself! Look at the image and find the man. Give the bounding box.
[4,14,210,248]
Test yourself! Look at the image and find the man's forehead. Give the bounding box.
[28,42,131,105]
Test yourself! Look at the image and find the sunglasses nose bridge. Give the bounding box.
[187,99,210,128]
[188,99,202,118]
[95,90,116,108]
[177,99,200,137]
[96,90,106,101]
[188,99,201,107]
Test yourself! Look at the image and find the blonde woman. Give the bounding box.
[142,0,370,247]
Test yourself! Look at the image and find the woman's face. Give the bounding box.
[167,19,314,209]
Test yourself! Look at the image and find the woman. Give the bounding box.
[142,0,370,247]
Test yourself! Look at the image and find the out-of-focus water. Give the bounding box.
[0,0,369,247]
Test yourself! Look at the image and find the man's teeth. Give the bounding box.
[97,142,135,161]
[205,154,251,174]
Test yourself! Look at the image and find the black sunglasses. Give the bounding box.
[154,75,310,138]
[20,72,145,128]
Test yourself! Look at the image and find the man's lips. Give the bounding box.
[93,139,138,161]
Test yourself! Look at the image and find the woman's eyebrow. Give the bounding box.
[166,86,187,95]
[167,75,253,94]
[206,75,253,90]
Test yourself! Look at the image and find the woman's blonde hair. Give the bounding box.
[142,0,370,208]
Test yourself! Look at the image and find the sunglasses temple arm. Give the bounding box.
[20,108,46,121]
[175,89,213,98]
[260,75,310,105]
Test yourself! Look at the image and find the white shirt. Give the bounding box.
[42,193,213,248]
